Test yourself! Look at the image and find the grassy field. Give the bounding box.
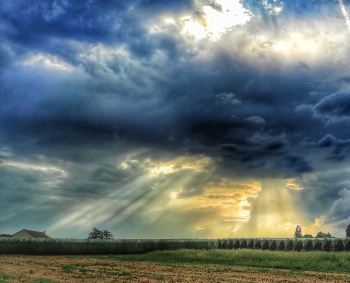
[1,250,350,282]
[112,249,350,274]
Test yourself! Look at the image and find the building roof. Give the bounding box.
[12,229,50,238]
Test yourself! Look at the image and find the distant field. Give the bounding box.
[1,250,350,282]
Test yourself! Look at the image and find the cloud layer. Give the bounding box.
[1,0,350,238]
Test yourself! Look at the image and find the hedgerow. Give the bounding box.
[0,238,348,255]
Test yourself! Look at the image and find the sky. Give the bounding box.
[1,0,350,239]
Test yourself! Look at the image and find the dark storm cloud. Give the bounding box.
[314,91,350,120]
[1,1,139,45]
[276,153,312,175]
[317,134,350,161]
[296,169,350,233]
[0,44,329,178]
[0,0,187,70]
[0,162,67,231]
[2,0,350,237]
[138,0,192,11]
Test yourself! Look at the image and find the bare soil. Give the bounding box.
[1,255,350,283]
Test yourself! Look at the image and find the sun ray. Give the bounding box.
[339,0,350,34]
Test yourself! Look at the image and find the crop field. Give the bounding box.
[1,250,350,282]
[1,238,350,282]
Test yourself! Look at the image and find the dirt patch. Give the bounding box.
[0,255,349,283]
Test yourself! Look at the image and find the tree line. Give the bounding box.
[294,224,350,238]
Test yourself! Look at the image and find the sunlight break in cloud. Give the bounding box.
[286,179,303,191]
[182,0,251,41]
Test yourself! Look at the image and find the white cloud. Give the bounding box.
[262,0,283,15]
[22,53,73,71]
[177,0,252,41]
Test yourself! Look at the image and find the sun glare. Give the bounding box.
[181,0,251,41]
[150,164,174,177]
[170,191,178,200]
[182,17,206,40]
[203,0,251,40]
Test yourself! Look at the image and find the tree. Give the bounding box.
[88,227,113,239]
[102,229,114,240]
[277,240,285,251]
[334,240,344,252]
[0,234,11,237]
[294,240,303,252]
[294,225,302,238]
[303,234,313,238]
[346,224,350,238]
[304,240,313,251]
[315,231,332,238]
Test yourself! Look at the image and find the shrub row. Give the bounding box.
[0,238,216,255]
[217,238,350,252]
[0,238,349,255]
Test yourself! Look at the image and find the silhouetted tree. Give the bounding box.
[294,225,302,238]
[254,240,261,249]
[233,239,240,249]
[345,241,350,251]
[247,239,254,249]
[323,240,333,252]
[303,234,313,238]
[294,240,303,252]
[277,240,285,251]
[269,241,277,251]
[88,227,113,239]
[102,229,114,239]
[334,240,344,252]
[0,234,11,237]
[315,231,332,238]
[346,224,350,238]
[313,240,322,251]
[304,240,313,251]
[261,240,269,250]
[285,240,294,251]
[240,240,247,249]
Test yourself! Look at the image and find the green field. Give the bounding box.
[113,249,350,274]
[1,250,350,282]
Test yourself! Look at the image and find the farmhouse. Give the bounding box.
[12,229,50,238]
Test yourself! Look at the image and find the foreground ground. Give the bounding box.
[1,250,350,283]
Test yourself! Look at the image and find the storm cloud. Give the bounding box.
[1,0,350,238]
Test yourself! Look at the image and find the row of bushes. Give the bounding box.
[0,238,349,255]
[217,238,350,252]
[0,238,217,255]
